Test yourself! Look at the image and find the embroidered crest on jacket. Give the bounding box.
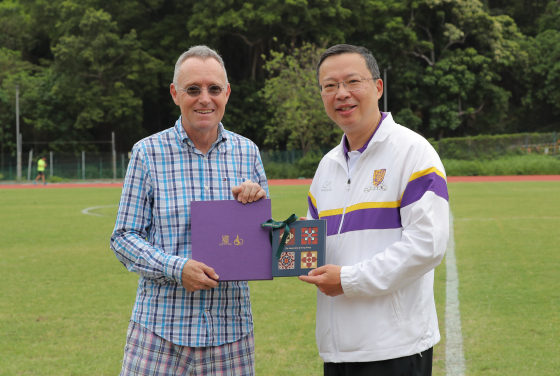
[364,169,388,192]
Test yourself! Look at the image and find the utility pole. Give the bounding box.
[112,132,117,180]
[383,66,392,113]
[82,150,86,180]
[16,85,21,181]
[27,149,33,181]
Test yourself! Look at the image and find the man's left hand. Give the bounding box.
[299,264,344,297]
[231,180,266,204]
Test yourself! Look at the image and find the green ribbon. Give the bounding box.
[261,214,299,259]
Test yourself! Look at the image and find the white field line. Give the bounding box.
[446,210,466,376]
[456,216,559,221]
[81,205,118,217]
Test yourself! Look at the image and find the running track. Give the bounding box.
[1,175,559,189]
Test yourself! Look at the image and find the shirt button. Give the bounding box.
[204,186,209,191]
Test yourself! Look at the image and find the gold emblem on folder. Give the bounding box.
[234,234,244,245]
[220,235,231,246]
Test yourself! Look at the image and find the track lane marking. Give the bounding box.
[446,210,466,376]
[456,216,559,221]
[81,205,118,217]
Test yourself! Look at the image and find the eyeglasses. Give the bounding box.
[319,78,376,95]
[177,84,226,97]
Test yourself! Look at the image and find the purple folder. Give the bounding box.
[191,199,273,281]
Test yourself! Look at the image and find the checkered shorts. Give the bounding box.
[121,321,255,376]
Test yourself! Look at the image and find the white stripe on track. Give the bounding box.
[81,205,118,217]
[456,216,559,221]
[446,210,466,376]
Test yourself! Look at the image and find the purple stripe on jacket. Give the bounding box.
[401,172,449,208]
[308,196,319,220]
[324,214,342,236]
[322,207,401,236]
[340,207,401,234]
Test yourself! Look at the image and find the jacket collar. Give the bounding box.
[328,112,397,163]
[342,112,389,157]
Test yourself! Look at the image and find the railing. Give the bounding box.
[429,132,559,160]
[1,132,558,181]
[0,152,129,181]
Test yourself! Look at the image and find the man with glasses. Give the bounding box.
[111,45,267,375]
[299,44,449,375]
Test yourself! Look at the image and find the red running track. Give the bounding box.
[1,176,559,189]
[447,175,560,182]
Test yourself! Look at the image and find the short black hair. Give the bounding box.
[316,44,380,84]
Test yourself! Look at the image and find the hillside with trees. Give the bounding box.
[0,0,558,155]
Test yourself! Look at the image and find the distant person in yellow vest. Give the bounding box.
[34,157,47,185]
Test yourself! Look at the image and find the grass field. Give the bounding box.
[450,182,560,375]
[0,182,558,375]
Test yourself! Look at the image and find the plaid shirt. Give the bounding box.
[111,117,268,347]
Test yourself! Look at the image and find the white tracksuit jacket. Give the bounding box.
[307,113,449,363]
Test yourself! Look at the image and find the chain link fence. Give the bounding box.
[0,152,129,182]
[430,132,559,160]
[1,132,558,181]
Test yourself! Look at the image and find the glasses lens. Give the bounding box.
[344,79,362,91]
[208,85,223,96]
[321,82,338,95]
[186,86,201,97]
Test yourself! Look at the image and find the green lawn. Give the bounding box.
[0,182,558,375]
[450,182,560,375]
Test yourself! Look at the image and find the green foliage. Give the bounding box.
[261,43,342,154]
[47,175,71,183]
[443,154,560,176]
[0,0,558,156]
[221,79,268,146]
[0,0,32,51]
[50,6,163,137]
[263,150,325,179]
[537,0,560,32]
[295,150,324,178]
[430,132,558,160]
[521,29,560,116]
[187,0,356,79]
[262,162,301,179]
[372,0,526,137]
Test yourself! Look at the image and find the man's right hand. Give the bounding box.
[181,259,219,292]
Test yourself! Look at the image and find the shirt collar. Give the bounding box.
[174,117,227,151]
[343,111,388,157]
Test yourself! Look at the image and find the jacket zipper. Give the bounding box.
[330,167,352,361]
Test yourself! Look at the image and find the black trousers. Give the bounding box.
[324,347,433,376]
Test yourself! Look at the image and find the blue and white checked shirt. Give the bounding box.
[110,117,269,347]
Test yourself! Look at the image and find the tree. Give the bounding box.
[509,1,560,132]
[188,0,358,81]
[2,0,557,155]
[49,6,163,149]
[364,0,526,138]
[261,43,342,155]
[484,0,552,36]
[0,48,37,169]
